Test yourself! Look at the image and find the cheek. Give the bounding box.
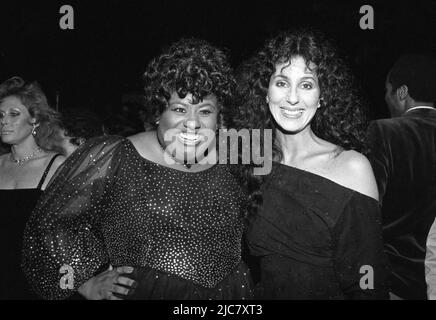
[302,91,320,108]
[201,114,218,129]
[13,117,29,128]
[267,87,283,105]
[158,112,181,130]
[385,93,395,107]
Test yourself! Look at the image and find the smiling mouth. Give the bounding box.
[1,131,13,135]
[177,132,204,146]
[280,107,304,118]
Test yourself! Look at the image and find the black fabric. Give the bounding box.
[368,108,436,299]
[23,136,253,300]
[36,153,62,189]
[0,153,60,300]
[0,189,41,299]
[247,162,390,299]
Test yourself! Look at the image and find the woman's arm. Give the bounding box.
[22,136,127,299]
[425,218,436,300]
[332,194,390,299]
[332,152,390,299]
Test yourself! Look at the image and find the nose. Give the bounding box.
[183,113,201,131]
[286,86,299,105]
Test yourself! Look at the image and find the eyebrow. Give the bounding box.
[171,98,217,106]
[169,101,218,110]
[0,105,23,109]
[272,74,316,81]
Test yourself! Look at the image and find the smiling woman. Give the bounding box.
[0,77,65,299]
[22,38,253,300]
[267,57,321,134]
[156,91,219,167]
[233,29,390,299]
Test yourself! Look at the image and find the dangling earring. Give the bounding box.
[31,123,38,137]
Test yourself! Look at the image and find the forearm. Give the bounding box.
[425,218,436,300]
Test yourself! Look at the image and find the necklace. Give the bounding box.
[156,132,193,169]
[10,147,43,165]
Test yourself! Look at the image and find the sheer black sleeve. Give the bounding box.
[332,193,391,299]
[22,135,126,299]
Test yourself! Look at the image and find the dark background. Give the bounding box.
[0,0,435,123]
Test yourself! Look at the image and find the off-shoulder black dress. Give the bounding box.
[22,136,252,300]
[246,162,390,299]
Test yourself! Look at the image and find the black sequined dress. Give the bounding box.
[22,136,252,300]
[247,162,391,299]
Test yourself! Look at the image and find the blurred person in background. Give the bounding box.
[0,76,65,299]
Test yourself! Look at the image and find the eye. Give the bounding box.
[10,111,20,117]
[171,106,186,113]
[300,82,313,89]
[199,109,213,115]
[275,80,287,88]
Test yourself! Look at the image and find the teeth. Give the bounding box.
[180,133,200,141]
[178,133,203,145]
[281,108,303,118]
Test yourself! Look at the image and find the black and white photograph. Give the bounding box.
[0,0,436,311]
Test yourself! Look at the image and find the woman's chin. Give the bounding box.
[0,137,13,145]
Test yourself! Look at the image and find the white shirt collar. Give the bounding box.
[405,106,436,114]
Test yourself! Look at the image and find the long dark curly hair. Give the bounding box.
[230,29,370,216]
[143,38,236,125]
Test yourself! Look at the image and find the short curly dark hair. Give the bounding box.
[143,38,236,125]
[59,107,105,146]
[0,76,63,152]
[230,29,370,216]
[388,54,436,102]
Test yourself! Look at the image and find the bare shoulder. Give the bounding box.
[42,152,66,173]
[334,150,379,201]
[51,153,66,170]
[127,131,153,147]
[40,152,67,190]
[0,152,10,165]
[127,131,157,159]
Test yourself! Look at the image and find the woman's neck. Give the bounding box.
[10,137,41,160]
[275,127,319,164]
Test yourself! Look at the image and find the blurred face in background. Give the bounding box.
[0,95,36,145]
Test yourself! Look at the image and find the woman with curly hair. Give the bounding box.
[232,29,390,299]
[0,76,65,299]
[22,38,253,300]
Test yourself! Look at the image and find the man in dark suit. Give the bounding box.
[368,54,436,299]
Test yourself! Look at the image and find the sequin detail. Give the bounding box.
[22,136,251,299]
